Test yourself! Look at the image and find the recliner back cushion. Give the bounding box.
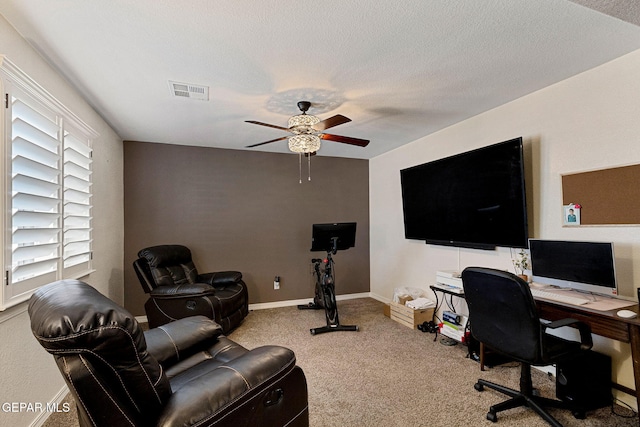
[138,245,199,287]
[29,280,172,419]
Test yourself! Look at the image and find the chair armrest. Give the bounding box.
[198,271,243,287]
[155,345,295,427]
[543,318,593,350]
[144,316,223,366]
[133,258,155,293]
[149,283,217,298]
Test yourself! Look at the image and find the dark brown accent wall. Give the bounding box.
[123,141,370,315]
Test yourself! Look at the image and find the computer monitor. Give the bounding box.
[311,222,357,253]
[529,239,618,297]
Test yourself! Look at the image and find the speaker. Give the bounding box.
[556,350,612,411]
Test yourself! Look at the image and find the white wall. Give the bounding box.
[370,48,640,410]
[0,15,124,427]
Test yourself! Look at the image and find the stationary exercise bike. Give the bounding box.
[298,223,359,335]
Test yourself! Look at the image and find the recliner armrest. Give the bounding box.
[198,271,243,287]
[156,345,296,427]
[145,316,223,366]
[149,283,217,298]
[543,318,593,350]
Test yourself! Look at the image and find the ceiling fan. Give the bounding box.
[245,101,370,155]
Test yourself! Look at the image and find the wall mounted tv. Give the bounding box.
[400,137,528,250]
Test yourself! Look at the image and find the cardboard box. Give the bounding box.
[397,295,413,305]
[383,303,390,317]
[389,302,434,329]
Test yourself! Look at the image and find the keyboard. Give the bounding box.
[530,288,591,306]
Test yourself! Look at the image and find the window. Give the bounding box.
[1,57,97,310]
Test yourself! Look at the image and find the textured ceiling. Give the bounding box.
[569,0,640,26]
[1,0,640,159]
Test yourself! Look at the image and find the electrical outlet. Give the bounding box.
[274,276,280,290]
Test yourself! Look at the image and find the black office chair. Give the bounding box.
[461,267,593,427]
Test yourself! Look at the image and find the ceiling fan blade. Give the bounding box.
[245,120,292,132]
[246,136,289,148]
[321,133,370,147]
[312,114,351,131]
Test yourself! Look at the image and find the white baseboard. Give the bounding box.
[249,292,372,311]
[135,293,376,320]
[30,385,69,427]
[369,292,391,304]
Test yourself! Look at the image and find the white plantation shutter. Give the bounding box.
[9,94,61,298]
[63,127,92,276]
[1,57,97,310]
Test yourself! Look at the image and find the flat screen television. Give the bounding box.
[529,239,618,297]
[400,137,528,249]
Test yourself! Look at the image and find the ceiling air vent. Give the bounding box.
[168,81,209,101]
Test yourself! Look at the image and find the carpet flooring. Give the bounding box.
[44,298,638,426]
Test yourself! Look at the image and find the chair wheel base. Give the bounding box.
[487,411,498,422]
[474,382,484,392]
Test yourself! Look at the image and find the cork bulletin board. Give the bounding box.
[561,163,640,225]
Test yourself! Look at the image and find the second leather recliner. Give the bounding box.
[133,244,249,333]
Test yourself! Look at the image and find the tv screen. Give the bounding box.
[400,137,528,249]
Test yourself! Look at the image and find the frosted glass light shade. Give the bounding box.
[288,134,321,153]
[288,114,320,130]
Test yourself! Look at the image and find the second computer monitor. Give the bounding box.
[529,239,618,297]
[311,222,357,253]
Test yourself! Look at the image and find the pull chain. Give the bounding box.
[297,153,313,183]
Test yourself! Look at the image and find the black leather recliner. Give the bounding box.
[28,280,309,427]
[461,267,593,426]
[134,244,249,333]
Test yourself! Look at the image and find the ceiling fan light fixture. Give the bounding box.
[288,113,320,131]
[288,134,321,153]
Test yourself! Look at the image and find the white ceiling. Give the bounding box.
[1,0,640,159]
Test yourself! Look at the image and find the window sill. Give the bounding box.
[0,301,28,324]
[0,269,96,324]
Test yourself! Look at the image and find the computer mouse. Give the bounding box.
[616,309,638,319]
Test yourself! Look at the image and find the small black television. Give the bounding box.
[311,222,357,254]
[400,137,528,249]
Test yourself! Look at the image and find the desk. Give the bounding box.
[535,298,640,417]
[431,284,640,420]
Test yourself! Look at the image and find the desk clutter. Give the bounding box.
[389,287,436,329]
[439,310,469,343]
